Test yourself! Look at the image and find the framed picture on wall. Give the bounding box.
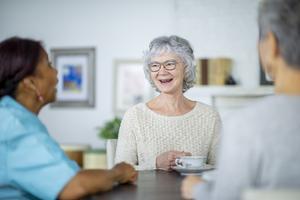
[114,60,153,115]
[50,47,96,107]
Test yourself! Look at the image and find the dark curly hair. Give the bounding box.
[0,37,43,98]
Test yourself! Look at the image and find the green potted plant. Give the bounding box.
[98,117,121,139]
[98,117,121,168]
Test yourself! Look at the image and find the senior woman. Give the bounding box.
[0,37,137,200]
[115,35,221,171]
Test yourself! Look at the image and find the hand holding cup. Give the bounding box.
[156,150,192,171]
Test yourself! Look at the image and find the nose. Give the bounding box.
[53,68,58,79]
[157,65,168,74]
[52,68,59,84]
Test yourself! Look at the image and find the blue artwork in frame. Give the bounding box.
[50,48,95,107]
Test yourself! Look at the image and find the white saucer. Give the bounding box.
[172,164,214,174]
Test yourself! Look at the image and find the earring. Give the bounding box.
[38,94,44,102]
[23,79,44,102]
[36,91,44,103]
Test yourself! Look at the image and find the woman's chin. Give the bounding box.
[47,94,57,104]
[158,87,178,94]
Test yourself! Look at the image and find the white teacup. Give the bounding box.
[175,156,206,169]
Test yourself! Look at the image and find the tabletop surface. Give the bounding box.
[88,170,184,200]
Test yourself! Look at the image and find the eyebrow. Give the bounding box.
[150,59,177,63]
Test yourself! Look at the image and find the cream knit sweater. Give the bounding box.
[115,102,221,170]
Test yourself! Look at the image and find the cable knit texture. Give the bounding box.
[115,102,221,170]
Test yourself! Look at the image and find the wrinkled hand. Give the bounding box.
[181,175,203,199]
[112,162,138,184]
[156,150,192,171]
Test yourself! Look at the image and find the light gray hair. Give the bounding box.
[143,35,196,93]
[258,0,300,69]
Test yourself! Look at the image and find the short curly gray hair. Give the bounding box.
[143,35,196,93]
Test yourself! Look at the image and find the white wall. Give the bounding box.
[174,0,259,86]
[0,0,259,148]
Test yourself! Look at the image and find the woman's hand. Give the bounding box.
[181,175,203,199]
[112,162,138,184]
[156,150,192,171]
[59,163,137,199]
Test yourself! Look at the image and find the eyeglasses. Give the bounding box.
[148,60,178,72]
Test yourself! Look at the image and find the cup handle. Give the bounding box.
[175,158,183,167]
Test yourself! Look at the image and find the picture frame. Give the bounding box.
[113,60,153,115]
[50,47,96,107]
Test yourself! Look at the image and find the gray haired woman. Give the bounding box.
[115,35,221,170]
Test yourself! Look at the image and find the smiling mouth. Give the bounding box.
[159,78,173,84]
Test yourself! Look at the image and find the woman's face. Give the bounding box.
[34,49,58,104]
[149,52,185,94]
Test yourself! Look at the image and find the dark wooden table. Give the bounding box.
[87,170,184,200]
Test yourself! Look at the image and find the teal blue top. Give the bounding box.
[0,96,80,200]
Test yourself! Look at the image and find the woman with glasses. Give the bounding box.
[115,35,221,170]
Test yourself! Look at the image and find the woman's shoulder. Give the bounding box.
[0,106,45,141]
[123,103,149,119]
[125,103,147,113]
[194,101,220,118]
[0,102,26,129]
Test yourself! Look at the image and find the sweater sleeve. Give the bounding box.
[207,112,221,165]
[114,109,138,167]
[193,114,262,200]
[114,107,158,171]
